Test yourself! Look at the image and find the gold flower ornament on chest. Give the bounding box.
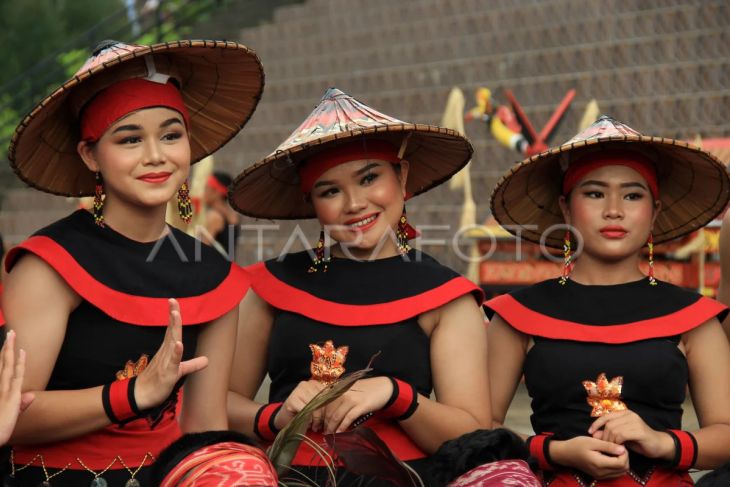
[309,340,348,384]
[582,372,627,417]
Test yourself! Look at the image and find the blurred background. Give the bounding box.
[2,0,729,298]
[1,0,727,475]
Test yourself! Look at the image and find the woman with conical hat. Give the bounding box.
[486,115,730,486]
[227,87,500,485]
[1,39,263,485]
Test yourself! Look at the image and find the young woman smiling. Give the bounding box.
[1,40,263,486]
[486,116,730,486]
[227,88,491,486]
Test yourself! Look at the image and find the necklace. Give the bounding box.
[76,457,117,487]
[7,451,70,487]
[116,452,155,487]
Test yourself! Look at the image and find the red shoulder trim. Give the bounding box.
[5,236,249,326]
[486,294,727,343]
[247,262,484,326]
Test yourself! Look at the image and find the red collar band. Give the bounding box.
[298,139,400,193]
[80,78,190,143]
[562,151,659,199]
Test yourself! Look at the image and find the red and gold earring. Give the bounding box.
[93,171,105,227]
[647,233,657,286]
[396,206,411,255]
[308,229,330,273]
[558,229,573,285]
[177,180,193,223]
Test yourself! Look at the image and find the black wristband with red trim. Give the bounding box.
[527,433,556,471]
[102,377,142,425]
[378,377,419,421]
[254,402,283,441]
[666,429,698,470]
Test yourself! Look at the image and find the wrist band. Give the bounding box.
[254,402,283,441]
[666,429,698,470]
[527,433,556,471]
[102,377,141,424]
[378,377,419,421]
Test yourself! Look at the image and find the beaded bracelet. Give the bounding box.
[377,377,419,421]
[666,429,698,470]
[527,433,556,471]
[102,377,143,425]
[254,402,283,441]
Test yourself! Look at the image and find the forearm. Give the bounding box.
[10,387,109,445]
[692,423,730,469]
[227,390,265,437]
[400,394,487,454]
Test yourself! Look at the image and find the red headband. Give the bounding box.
[80,78,189,142]
[562,151,659,199]
[160,442,278,487]
[298,140,400,193]
[207,175,229,197]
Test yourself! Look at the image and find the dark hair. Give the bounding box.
[148,430,259,485]
[212,171,233,188]
[696,463,730,487]
[429,428,533,484]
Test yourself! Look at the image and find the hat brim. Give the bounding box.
[8,39,264,197]
[490,135,730,248]
[230,123,473,219]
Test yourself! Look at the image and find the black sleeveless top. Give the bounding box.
[486,278,727,479]
[3,210,249,485]
[247,249,484,465]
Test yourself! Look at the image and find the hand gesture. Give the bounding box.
[0,330,34,444]
[551,436,629,480]
[134,299,209,410]
[589,409,675,460]
[322,376,393,434]
[274,379,327,431]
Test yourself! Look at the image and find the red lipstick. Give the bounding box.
[138,172,171,184]
[600,225,628,239]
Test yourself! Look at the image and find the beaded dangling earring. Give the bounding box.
[647,233,657,286]
[308,229,330,273]
[177,180,193,223]
[396,206,411,255]
[93,171,105,227]
[558,230,573,285]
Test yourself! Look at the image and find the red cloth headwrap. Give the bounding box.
[80,78,189,142]
[562,150,659,199]
[160,442,278,487]
[298,139,401,193]
[207,175,229,197]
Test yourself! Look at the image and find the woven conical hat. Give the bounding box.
[8,39,264,197]
[230,88,472,219]
[490,116,730,248]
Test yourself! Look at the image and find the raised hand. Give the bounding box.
[589,409,675,460]
[323,376,393,434]
[274,379,327,431]
[551,436,629,480]
[0,330,34,444]
[134,299,209,410]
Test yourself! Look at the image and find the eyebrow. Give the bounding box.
[111,117,183,134]
[313,162,382,189]
[579,180,649,190]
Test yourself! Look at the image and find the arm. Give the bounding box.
[227,290,274,436]
[487,313,628,477]
[322,294,492,453]
[717,211,730,339]
[400,294,493,453]
[0,330,34,445]
[5,254,207,444]
[486,313,527,431]
[685,317,730,468]
[180,303,238,432]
